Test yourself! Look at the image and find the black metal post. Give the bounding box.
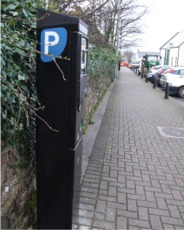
[118,62,120,71]
[164,82,169,99]
[153,77,157,88]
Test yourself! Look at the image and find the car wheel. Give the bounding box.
[177,86,184,98]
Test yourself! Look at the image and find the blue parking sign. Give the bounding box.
[40,27,67,62]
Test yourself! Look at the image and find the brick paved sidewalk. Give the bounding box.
[79,67,184,230]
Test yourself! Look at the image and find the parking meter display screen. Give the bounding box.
[81,38,87,75]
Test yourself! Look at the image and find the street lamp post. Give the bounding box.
[46,0,49,9]
[116,0,121,76]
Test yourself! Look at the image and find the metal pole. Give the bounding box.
[116,0,120,75]
[145,75,148,82]
[164,82,169,99]
[46,0,49,9]
[153,77,157,88]
[116,0,120,56]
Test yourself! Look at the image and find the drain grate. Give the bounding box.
[157,127,184,138]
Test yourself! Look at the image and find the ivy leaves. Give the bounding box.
[88,47,120,80]
[1,0,38,160]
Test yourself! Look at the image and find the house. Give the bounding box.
[137,50,160,60]
[160,31,184,66]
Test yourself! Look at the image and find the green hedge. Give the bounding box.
[88,47,120,81]
[1,0,38,164]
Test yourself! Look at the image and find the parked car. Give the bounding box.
[150,65,163,71]
[155,66,172,86]
[129,60,141,74]
[120,61,128,67]
[160,67,184,97]
[146,66,163,83]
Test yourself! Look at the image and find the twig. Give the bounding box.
[51,56,67,81]
[2,78,60,133]
[32,48,67,81]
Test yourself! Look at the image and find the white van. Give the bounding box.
[160,67,184,98]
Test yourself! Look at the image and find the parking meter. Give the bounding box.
[36,9,88,229]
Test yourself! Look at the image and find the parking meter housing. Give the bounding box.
[36,9,88,229]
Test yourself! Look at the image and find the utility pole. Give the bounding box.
[46,0,49,9]
[116,0,121,56]
[116,0,121,75]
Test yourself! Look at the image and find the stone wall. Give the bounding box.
[1,74,112,229]
[1,146,36,229]
[84,75,112,123]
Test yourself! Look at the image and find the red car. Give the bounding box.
[120,61,128,67]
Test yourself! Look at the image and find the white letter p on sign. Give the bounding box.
[44,31,59,55]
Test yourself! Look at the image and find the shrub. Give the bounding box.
[1,0,38,164]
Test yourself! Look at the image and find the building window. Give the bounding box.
[164,49,170,65]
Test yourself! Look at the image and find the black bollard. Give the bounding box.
[118,62,120,71]
[164,82,169,99]
[145,75,148,82]
[153,77,157,88]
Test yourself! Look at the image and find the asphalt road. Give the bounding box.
[171,95,184,106]
[156,86,184,107]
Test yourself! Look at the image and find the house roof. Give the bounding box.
[138,51,160,59]
[160,31,184,49]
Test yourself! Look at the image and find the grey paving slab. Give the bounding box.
[79,67,184,229]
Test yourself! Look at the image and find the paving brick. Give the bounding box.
[126,180,135,189]
[129,218,151,228]
[118,210,138,219]
[94,212,105,220]
[100,181,108,190]
[80,197,96,205]
[99,189,107,196]
[128,194,145,201]
[156,197,168,209]
[80,192,98,199]
[79,225,91,230]
[81,186,98,194]
[107,201,126,210]
[149,208,170,217]
[136,185,145,195]
[117,192,126,203]
[98,195,116,202]
[161,216,184,226]
[171,190,183,200]
[79,209,94,219]
[138,200,157,208]
[117,217,127,230]
[109,186,119,199]
[162,224,175,230]
[150,215,163,229]
[79,217,92,226]
[138,207,149,220]
[105,208,116,222]
[96,200,106,214]
[93,219,115,229]
[168,205,181,218]
[155,192,173,199]
[128,199,137,212]
[79,203,95,211]
[145,191,155,202]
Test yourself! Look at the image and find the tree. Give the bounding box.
[123,50,134,63]
[44,0,148,48]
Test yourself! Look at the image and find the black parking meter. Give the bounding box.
[36,9,88,229]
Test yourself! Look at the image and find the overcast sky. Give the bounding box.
[136,0,183,51]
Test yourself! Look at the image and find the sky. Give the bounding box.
[136,0,184,52]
